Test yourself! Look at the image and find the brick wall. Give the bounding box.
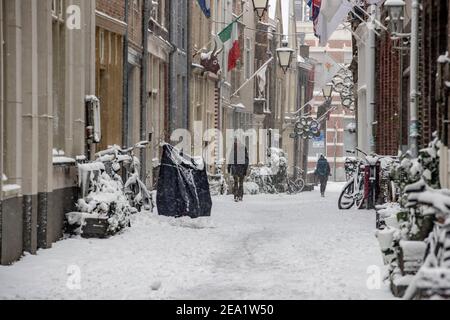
[128,0,142,47]
[419,0,449,148]
[375,30,402,155]
[96,0,142,48]
[96,0,125,21]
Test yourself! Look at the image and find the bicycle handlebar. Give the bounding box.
[95,141,149,159]
[355,147,368,156]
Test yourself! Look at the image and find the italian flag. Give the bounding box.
[218,19,240,72]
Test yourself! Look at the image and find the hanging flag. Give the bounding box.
[197,0,211,18]
[257,65,268,97]
[227,27,240,72]
[218,18,241,71]
[314,52,341,90]
[218,19,236,43]
[315,0,354,46]
[307,0,322,21]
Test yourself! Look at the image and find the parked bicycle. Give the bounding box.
[338,150,365,210]
[285,166,306,194]
[95,141,153,212]
[339,148,397,210]
[248,166,278,194]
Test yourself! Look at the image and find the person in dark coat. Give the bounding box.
[228,138,249,202]
[315,154,331,197]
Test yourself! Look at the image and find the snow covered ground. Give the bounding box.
[0,182,394,300]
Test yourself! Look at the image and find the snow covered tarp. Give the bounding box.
[156,144,212,218]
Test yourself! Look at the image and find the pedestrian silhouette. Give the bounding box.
[315,154,331,197]
[228,138,249,202]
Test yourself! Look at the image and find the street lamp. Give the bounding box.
[252,0,269,20]
[276,47,294,73]
[322,83,334,100]
[384,0,405,34]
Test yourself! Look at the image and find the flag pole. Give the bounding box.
[231,57,274,98]
[232,12,245,23]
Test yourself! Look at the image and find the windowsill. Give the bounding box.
[53,156,76,167]
[1,184,22,199]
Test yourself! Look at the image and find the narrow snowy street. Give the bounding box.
[0,183,393,300]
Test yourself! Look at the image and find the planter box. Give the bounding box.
[81,217,109,239]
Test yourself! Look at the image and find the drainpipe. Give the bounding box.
[167,0,175,135]
[0,0,4,263]
[0,0,3,205]
[367,3,376,154]
[0,1,6,206]
[409,0,419,157]
[123,0,129,148]
[140,0,150,182]
[186,1,191,131]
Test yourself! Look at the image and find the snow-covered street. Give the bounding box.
[0,183,393,300]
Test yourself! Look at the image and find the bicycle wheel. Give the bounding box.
[338,181,355,210]
[287,178,300,194]
[355,179,366,209]
[286,179,295,194]
[295,178,305,193]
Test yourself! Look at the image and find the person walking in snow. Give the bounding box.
[315,154,331,197]
[228,138,249,202]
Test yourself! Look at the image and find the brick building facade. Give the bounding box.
[374,23,404,155]
[352,1,450,189]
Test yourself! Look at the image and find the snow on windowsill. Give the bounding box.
[1,184,21,198]
[53,156,76,165]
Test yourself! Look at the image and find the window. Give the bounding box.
[115,35,120,65]
[99,30,105,64]
[108,33,112,64]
